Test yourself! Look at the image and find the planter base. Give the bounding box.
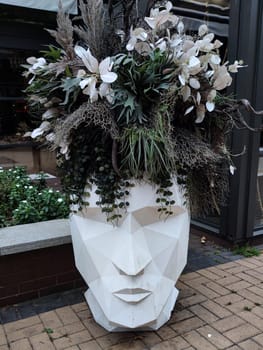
[85,287,178,331]
[71,181,190,331]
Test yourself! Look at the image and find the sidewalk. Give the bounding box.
[1,252,263,349]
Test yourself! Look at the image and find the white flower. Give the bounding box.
[31,121,51,138]
[228,60,244,73]
[126,27,148,51]
[195,104,206,123]
[26,57,47,84]
[230,165,236,175]
[213,66,232,90]
[26,57,47,72]
[57,198,63,203]
[198,24,208,37]
[206,89,217,112]
[42,108,59,120]
[145,1,178,30]
[74,46,117,83]
[74,45,117,102]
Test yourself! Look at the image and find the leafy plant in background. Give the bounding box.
[0,167,69,227]
[22,0,262,223]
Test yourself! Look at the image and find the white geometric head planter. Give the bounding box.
[70,180,190,331]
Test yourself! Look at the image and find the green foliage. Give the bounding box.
[233,245,261,258]
[112,50,173,125]
[41,45,62,62]
[119,111,175,182]
[0,167,69,227]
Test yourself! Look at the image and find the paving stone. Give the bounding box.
[49,321,86,340]
[53,329,92,349]
[223,266,248,275]
[226,346,242,350]
[238,310,263,330]
[39,310,63,329]
[4,316,41,333]
[29,332,56,350]
[214,293,243,307]
[107,340,146,350]
[211,315,245,333]
[201,300,232,318]
[197,325,233,349]
[180,272,201,281]
[189,304,218,323]
[239,339,263,350]
[237,259,259,268]
[216,262,239,271]
[156,326,177,340]
[251,306,263,317]
[246,257,263,266]
[136,331,162,347]
[6,324,45,343]
[0,345,9,350]
[55,306,80,325]
[10,338,32,350]
[198,269,223,281]
[223,323,261,343]
[150,336,189,350]
[96,332,136,349]
[226,299,255,314]
[235,272,260,285]
[71,302,88,313]
[76,309,92,321]
[248,285,263,297]
[245,269,263,282]
[0,325,7,346]
[168,309,194,324]
[237,289,263,307]
[253,333,263,346]
[82,318,108,338]
[179,294,207,308]
[183,330,217,350]
[171,316,205,334]
[226,281,252,292]
[183,276,210,287]
[79,340,102,350]
[205,266,230,278]
[206,281,230,296]
[216,276,241,287]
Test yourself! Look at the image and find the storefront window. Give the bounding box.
[0,49,34,137]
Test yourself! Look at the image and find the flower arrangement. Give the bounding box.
[23,0,254,221]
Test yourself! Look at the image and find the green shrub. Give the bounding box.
[0,166,69,227]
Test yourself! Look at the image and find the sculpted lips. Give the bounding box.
[113,288,152,303]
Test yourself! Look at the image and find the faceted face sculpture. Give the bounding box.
[70,182,190,331]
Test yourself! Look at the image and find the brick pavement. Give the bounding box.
[1,254,263,350]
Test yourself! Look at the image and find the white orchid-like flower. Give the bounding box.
[126,27,148,51]
[213,65,232,90]
[26,57,47,73]
[145,1,178,31]
[31,121,51,138]
[25,56,47,84]
[228,60,244,73]
[74,45,117,103]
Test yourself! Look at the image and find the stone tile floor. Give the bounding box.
[1,234,263,349]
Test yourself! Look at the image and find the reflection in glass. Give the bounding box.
[255,155,263,228]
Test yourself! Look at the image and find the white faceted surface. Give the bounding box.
[70,181,190,331]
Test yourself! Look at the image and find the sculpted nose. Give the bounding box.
[112,236,152,276]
